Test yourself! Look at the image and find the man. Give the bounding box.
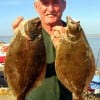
[13,0,72,100]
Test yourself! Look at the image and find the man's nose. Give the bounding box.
[48,4,54,11]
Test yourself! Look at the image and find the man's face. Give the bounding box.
[34,0,66,25]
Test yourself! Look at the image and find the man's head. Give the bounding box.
[34,0,66,26]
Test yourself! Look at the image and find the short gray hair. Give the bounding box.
[34,0,66,2]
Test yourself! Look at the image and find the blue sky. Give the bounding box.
[0,0,100,36]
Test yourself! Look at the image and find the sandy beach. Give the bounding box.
[0,95,16,100]
[0,87,16,100]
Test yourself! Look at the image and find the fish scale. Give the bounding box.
[52,16,95,100]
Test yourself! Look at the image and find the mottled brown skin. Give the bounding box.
[4,18,46,100]
[52,17,95,100]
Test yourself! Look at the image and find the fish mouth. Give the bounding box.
[51,30,67,43]
[51,29,80,44]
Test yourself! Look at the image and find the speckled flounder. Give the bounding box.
[52,16,95,100]
[4,18,46,100]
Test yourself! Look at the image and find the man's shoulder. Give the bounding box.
[23,17,41,33]
[28,17,41,24]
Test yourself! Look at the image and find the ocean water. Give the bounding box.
[0,35,100,69]
[0,36,13,43]
[87,37,100,69]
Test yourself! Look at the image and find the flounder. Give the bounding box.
[51,16,95,100]
[4,18,46,100]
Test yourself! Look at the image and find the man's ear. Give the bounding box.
[34,2,39,12]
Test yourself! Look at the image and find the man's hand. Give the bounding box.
[12,16,31,40]
[51,26,68,48]
[12,16,24,29]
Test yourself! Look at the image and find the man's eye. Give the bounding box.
[41,1,48,5]
[53,1,60,4]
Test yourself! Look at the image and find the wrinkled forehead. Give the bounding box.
[35,0,66,2]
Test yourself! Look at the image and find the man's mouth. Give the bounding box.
[46,13,56,17]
